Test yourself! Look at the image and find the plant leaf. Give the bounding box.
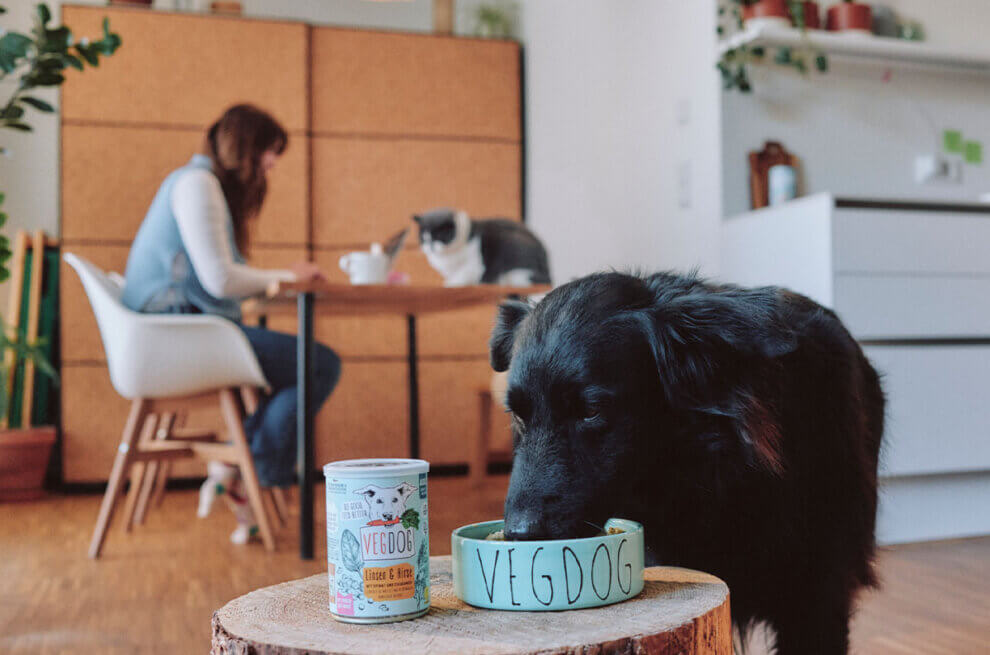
[75,44,99,67]
[340,529,363,573]
[20,96,54,112]
[2,121,33,132]
[37,3,52,27]
[0,32,33,59]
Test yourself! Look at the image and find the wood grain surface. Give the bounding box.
[1,482,988,654]
[211,557,731,655]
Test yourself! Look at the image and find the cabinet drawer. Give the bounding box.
[834,274,990,339]
[865,345,990,477]
[834,209,990,275]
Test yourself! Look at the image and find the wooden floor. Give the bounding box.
[1,476,987,654]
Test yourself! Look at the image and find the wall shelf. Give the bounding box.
[719,25,990,73]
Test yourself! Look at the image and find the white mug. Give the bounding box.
[339,247,388,285]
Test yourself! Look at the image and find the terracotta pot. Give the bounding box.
[109,0,153,6]
[826,2,873,33]
[0,426,56,502]
[742,0,791,22]
[795,1,822,29]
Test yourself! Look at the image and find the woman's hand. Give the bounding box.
[290,261,326,283]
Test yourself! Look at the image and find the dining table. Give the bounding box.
[244,281,551,559]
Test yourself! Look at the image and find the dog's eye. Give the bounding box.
[580,405,602,423]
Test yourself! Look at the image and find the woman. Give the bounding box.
[122,104,340,544]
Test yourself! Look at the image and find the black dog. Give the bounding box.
[490,272,883,655]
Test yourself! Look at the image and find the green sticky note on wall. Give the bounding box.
[944,130,964,153]
[964,141,982,164]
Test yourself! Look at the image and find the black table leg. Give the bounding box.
[406,314,420,460]
[297,292,315,560]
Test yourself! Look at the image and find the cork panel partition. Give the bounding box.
[419,357,512,465]
[61,124,308,247]
[311,28,520,139]
[311,137,521,247]
[61,6,308,131]
[314,360,409,464]
[61,365,212,482]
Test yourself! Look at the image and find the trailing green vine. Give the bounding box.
[717,0,828,93]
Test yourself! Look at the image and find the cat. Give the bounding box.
[413,208,551,287]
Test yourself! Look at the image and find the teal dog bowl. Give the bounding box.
[451,518,645,611]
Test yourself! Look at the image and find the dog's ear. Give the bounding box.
[354,485,377,498]
[634,289,795,474]
[396,482,416,499]
[490,299,532,372]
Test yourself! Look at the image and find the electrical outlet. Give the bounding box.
[915,154,962,184]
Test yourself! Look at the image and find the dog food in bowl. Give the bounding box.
[451,518,645,611]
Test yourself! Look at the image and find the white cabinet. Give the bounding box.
[722,193,990,543]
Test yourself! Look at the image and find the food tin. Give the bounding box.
[324,458,430,623]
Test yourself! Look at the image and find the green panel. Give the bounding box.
[964,141,983,165]
[943,129,964,153]
[31,248,59,427]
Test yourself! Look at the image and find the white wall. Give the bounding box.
[521,0,722,283]
[722,0,990,215]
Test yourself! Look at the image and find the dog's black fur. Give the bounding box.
[490,272,884,655]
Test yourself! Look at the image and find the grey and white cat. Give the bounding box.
[413,208,551,287]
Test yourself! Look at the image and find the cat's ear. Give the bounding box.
[490,299,531,372]
[412,214,423,225]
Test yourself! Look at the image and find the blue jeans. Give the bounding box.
[240,326,341,487]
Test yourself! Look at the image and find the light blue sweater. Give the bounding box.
[121,154,243,321]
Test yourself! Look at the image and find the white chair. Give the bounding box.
[64,253,280,557]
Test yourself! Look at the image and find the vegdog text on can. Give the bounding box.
[324,459,430,623]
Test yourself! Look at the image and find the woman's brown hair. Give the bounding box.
[203,104,288,253]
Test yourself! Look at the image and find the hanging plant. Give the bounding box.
[717,0,828,93]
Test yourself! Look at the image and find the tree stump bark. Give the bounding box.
[212,556,731,655]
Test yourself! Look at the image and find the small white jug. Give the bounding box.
[339,243,388,285]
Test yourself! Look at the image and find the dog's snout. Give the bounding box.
[503,513,548,541]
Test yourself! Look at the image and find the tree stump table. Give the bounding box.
[212,556,731,655]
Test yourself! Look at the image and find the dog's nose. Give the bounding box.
[383,513,393,521]
[503,512,551,541]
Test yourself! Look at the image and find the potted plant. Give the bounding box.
[718,0,828,93]
[826,0,873,34]
[741,0,791,30]
[0,3,121,501]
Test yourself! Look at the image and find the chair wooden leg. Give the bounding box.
[268,487,289,528]
[151,413,185,508]
[240,385,260,415]
[219,388,275,551]
[134,413,175,525]
[89,399,149,558]
[121,414,158,532]
[473,390,493,487]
